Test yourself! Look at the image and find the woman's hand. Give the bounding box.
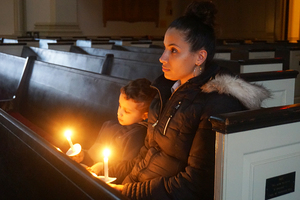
[108,183,124,192]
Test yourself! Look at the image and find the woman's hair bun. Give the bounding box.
[184,1,217,27]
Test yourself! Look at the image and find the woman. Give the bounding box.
[108,1,270,199]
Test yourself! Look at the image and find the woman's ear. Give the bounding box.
[195,49,208,66]
[142,112,148,121]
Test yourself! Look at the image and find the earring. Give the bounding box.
[193,64,202,77]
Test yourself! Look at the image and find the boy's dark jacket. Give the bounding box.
[109,63,271,200]
[83,120,147,166]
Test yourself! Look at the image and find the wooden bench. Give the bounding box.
[0,109,126,199]
[214,49,232,60]
[100,54,162,81]
[214,58,285,74]
[70,45,161,64]
[2,58,130,152]
[0,52,28,102]
[22,46,162,81]
[210,103,300,200]
[0,43,27,56]
[240,70,298,107]
[21,46,107,74]
[112,45,164,55]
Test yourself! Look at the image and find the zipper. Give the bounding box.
[162,101,181,135]
[151,81,186,130]
[151,85,163,128]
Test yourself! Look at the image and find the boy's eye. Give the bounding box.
[124,110,130,114]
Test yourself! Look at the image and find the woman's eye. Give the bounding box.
[171,48,177,53]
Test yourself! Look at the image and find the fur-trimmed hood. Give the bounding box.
[201,74,271,110]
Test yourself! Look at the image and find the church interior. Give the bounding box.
[0,0,300,199]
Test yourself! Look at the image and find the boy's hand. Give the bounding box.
[108,183,124,192]
[87,162,103,175]
[69,150,84,163]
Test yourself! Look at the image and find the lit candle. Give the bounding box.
[103,148,110,181]
[64,130,75,152]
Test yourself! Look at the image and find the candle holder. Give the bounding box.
[66,143,82,156]
[96,175,117,183]
[90,172,117,183]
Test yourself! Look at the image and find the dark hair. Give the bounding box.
[168,1,217,65]
[120,78,157,112]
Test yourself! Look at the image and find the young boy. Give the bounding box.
[70,78,156,173]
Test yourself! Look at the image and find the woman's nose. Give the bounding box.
[159,51,168,64]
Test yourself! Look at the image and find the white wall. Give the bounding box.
[1,0,299,41]
[25,0,51,31]
[76,0,181,37]
[0,0,15,36]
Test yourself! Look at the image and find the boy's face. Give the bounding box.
[117,93,147,126]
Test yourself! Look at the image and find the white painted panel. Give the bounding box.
[241,63,283,73]
[214,52,231,60]
[252,78,295,107]
[0,46,24,56]
[39,39,57,49]
[48,44,72,52]
[248,51,275,59]
[76,40,91,47]
[215,121,300,200]
[289,50,300,100]
[91,44,113,49]
[130,44,151,48]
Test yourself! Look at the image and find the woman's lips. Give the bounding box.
[162,66,170,72]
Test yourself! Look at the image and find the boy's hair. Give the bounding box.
[120,78,157,112]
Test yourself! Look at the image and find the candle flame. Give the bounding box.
[103,148,110,157]
[64,129,72,140]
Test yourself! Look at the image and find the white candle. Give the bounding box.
[64,130,75,152]
[103,148,110,181]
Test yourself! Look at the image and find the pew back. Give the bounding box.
[0,43,26,56]
[102,56,163,81]
[210,104,300,200]
[240,70,298,107]
[70,45,161,64]
[0,53,28,101]
[112,45,164,55]
[9,59,129,151]
[214,58,284,74]
[21,46,106,73]
[0,110,126,199]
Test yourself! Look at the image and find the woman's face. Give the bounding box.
[159,28,206,84]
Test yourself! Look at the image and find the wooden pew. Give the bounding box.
[100,54,162,81]
[76,39,115,49]
[210,103,300,200]
[21,46,106,74]
[22,46,163,82]
[70,45,161,64]
[214,58,285,74]
[0,43,27,56]
[3,58,130,152]
[240,70,298,107]
[0,53,28,101]
[48,42,76,52]
[275,47,300,103]
[214,49,232,60]
[216,44,276,60]
[0,109,126,199]
[112,45,164,55]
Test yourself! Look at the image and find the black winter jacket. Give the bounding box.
[110,63,270,200]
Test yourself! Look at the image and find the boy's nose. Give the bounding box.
[117,109,123,116]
